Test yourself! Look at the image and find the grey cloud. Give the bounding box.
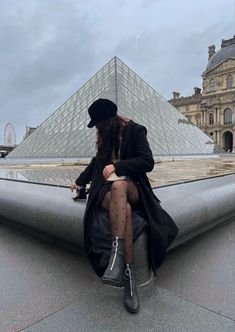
[110,19,232,99]
[0,0,99,143]
[0,0,233,144]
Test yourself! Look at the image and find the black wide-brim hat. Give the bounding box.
[87,98,117,128]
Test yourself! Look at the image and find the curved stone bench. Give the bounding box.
[0,173,234,285]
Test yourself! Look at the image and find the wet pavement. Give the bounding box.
[0,155,234,187]
[0,218,233,332]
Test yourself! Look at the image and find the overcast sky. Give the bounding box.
[0,0,234,144]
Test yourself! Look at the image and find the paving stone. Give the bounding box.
[21,287,235,332]
[0,220,234,332]
[156,220,235,320]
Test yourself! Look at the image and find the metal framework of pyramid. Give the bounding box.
[8,57,221,158]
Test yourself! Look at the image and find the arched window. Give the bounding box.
[224,108,232,124]
[223,131,233,152]
[209,113,214,125]
[226,75,233,89]
[209,79,215,92]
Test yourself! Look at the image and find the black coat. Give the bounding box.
[76,120,178,276]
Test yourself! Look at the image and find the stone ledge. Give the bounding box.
[0,174,234,285]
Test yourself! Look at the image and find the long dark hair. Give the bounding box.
[96,115,129,161]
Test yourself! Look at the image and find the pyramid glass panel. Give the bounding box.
[8,57,222,159]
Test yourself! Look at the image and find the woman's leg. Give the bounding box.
[101,180,139,264]
[101,180,140,313]
[124,203,133,264]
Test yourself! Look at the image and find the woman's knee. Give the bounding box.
[111,181,127,195]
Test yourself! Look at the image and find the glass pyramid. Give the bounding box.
[8,57,222,158]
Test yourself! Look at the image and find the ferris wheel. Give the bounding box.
[4,122,16,146]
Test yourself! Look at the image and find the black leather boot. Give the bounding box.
[124,263,139,313]
[102,236,124,287]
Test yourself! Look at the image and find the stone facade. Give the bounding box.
[170,36,235,152]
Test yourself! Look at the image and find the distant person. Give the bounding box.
[71,98,178,313]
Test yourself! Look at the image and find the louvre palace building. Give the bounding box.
[170,36,235,153]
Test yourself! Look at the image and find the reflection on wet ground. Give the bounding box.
[0,156,234,187]
[151,157,235,186]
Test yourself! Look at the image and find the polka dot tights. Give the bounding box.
[101,180,139,264]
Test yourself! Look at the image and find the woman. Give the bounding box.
[71,98,178,313]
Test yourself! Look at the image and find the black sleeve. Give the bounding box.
[114,125,154,177]
[75,157,96,186]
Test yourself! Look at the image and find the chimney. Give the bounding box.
[173,91,180,100]
[208,45,215,60]
[221,36,235,48]
[194,87,201,95]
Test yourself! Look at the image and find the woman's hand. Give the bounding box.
[103,164,115,181]
[71,183,78,192]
